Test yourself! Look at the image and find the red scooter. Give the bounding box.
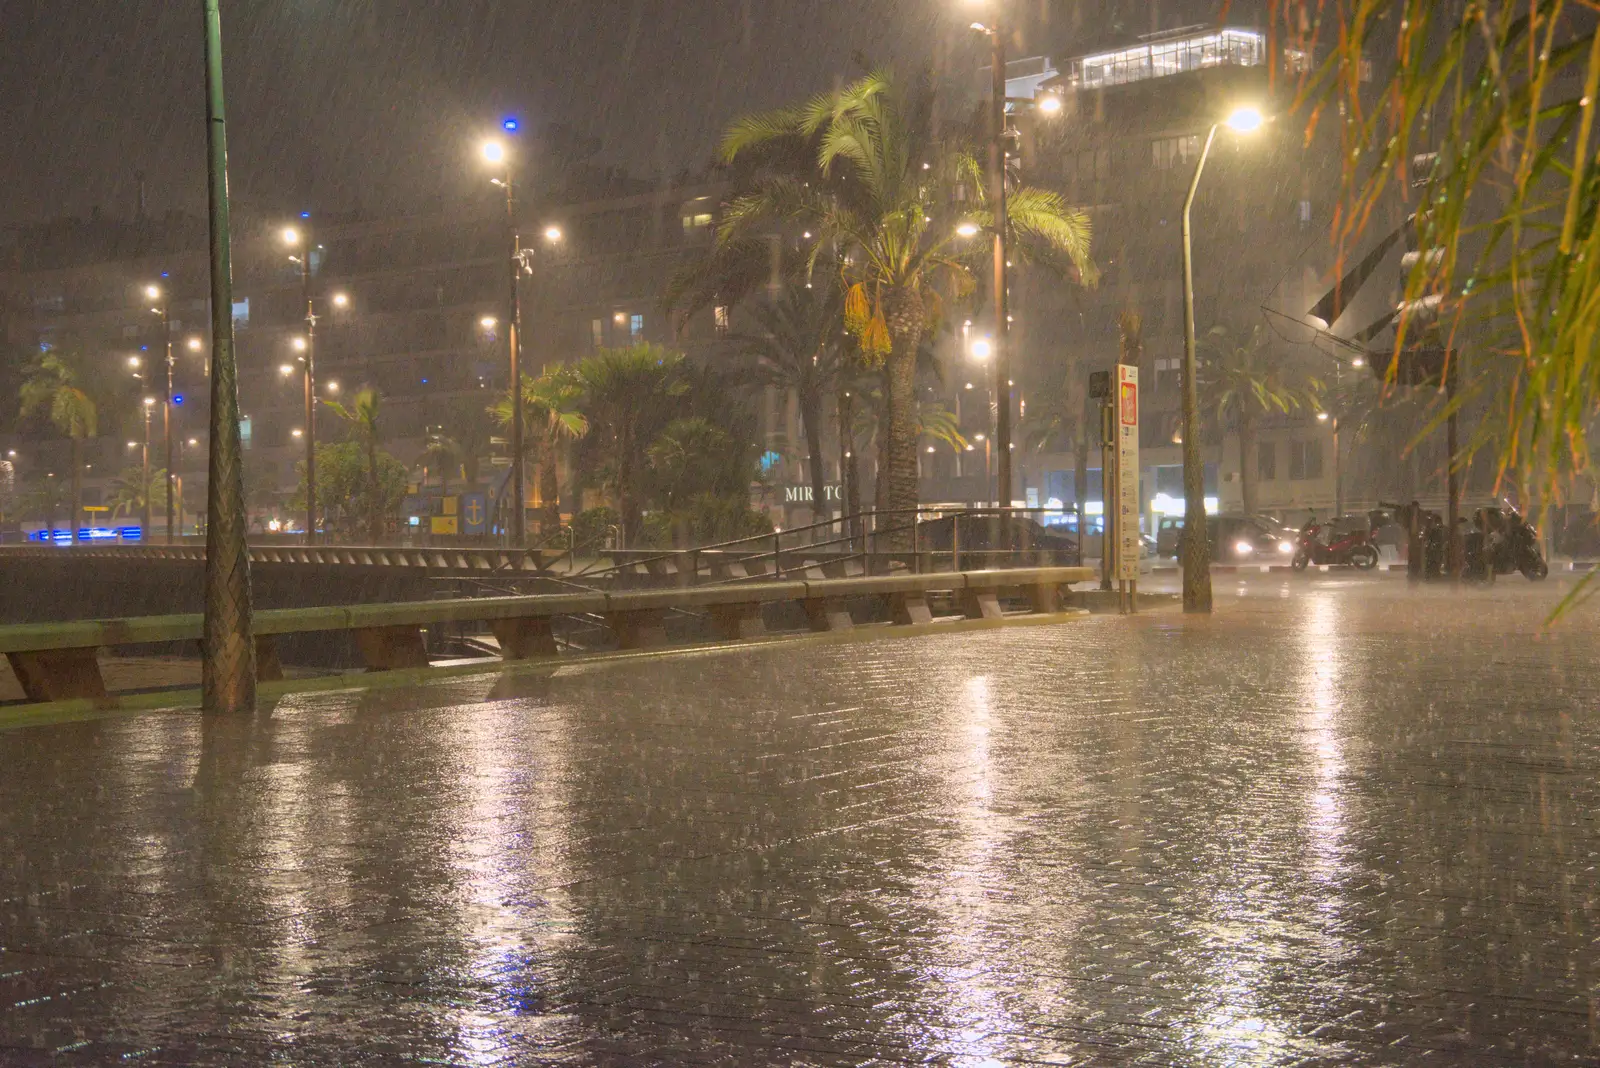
[1292,518,1380,571]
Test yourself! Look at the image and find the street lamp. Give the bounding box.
[970,9,1014,514]
[968,337,998,503]
[1178,104,1264,614]
[140,396,156,536]
[485,128,527,545]
[282,223,323,544]
[146,284,178,543]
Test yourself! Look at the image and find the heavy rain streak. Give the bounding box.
[2,0,1599,1063]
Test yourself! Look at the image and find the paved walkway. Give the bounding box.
[2,575,1597,1064]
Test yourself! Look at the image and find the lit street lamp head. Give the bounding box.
[482,140,506,164]
[187,337,203,351]
[480,316,497,329]
[143,396,156,407]
[144,284,161,300]
[281,226,301,246]
[970,338,993,361]
[291,337,308,352]
[1225,106,1265,133]
[127,356,141,369]
[331,292,349,308]
[1037,93,1063,115]
[956,221,980,238]
[279,364,295,377]
[543,225,563,243]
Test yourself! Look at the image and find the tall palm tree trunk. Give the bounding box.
[367,440,383,543]
[1238,411,1258,518]
[838,386,861,548]
[799,388,828,523]
[1073,429,1089,549]
[881,302,923,549]
[538,446,561,535]
[69,436,82,544]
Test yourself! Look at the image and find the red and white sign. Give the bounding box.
[1115,364,1140,580]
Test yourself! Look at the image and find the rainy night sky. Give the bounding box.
[0,1,1243,226]
[0,0,961,225]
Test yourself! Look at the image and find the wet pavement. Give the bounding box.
[2,575,1599,1065]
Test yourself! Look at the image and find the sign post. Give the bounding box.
[1115,364,1140,613]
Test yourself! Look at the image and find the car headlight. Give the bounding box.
[1279,540,1294,554]
[1234,540,1254,555]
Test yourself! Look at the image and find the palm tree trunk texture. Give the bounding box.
[70,436,81,544]
[367,441,383,543]
[1238,412,1257,518]
[799,389,828,523]
[881,288,925,549]
[874,366,890,518]
[838,387,861,548]
[882,349,919,548]
[1073,430,1089,549]
[538,452,561,535]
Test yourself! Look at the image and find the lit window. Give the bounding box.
[630,313,644,338]
[714,305,730,335]
[231,298,250,325]
[591,318,604,349]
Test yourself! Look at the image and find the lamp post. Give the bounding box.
[145,285,176,542]
[969,13,1013,516]
[140,397,156,536]
[200,0,255,712]
[282,226,343,545]
[482,130,563,545]
[1179,105,1263,614]
[968,337,996,504]
[482,134,526,546]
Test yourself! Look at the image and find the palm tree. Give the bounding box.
[19,353,97,543]
[718,69,1095,541]
[1022,367,1093,532]
[490,364,589,535]
[107,465,167,521]
[418,434,462,496]
[573,345,688,545]
[1198,323,1321,518]
[324,387,386,542]
[730,280,846,520]
[446,395,496,487]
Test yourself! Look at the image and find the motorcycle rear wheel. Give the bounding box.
[1522,559,1550,581]
[1291,551,1311,572]
[1351,545,1379,570]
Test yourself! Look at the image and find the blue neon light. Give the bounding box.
[172,394,184,406]
[301,211,311,219]
[502,117,519,132]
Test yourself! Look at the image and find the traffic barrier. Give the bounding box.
[0,567,1093,705]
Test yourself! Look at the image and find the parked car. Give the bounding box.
[916,514,1080,563]
[1160,514,1297,563]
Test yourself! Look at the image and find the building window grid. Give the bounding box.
[1070,30,1265,91]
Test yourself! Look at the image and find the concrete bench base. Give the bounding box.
[706,602,766,641]
[607,609,669,650]
[354,624,430,671]
[6,648,106,702]
[490,616,559,660]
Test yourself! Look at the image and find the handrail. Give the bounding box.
[0,565,1094,706]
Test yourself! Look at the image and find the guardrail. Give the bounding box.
[0,541,1078,585]
[0,566,1095,705]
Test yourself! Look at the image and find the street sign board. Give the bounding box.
[1115,364,1140,581]
[430,515,458,536]
[461,492,488,534]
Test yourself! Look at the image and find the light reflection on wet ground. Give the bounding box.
[2,577,1597,1064]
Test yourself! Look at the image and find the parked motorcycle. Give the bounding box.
[1292,517,1380,571]
[1464,505,1549,581]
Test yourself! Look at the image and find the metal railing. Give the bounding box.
[0,565,1094,709]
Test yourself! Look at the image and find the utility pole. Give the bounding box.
[200,0,256,713]
[141,399,154,537]
[496,149,526,546]
[987,14,1012,515]
[297,227,317,545]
